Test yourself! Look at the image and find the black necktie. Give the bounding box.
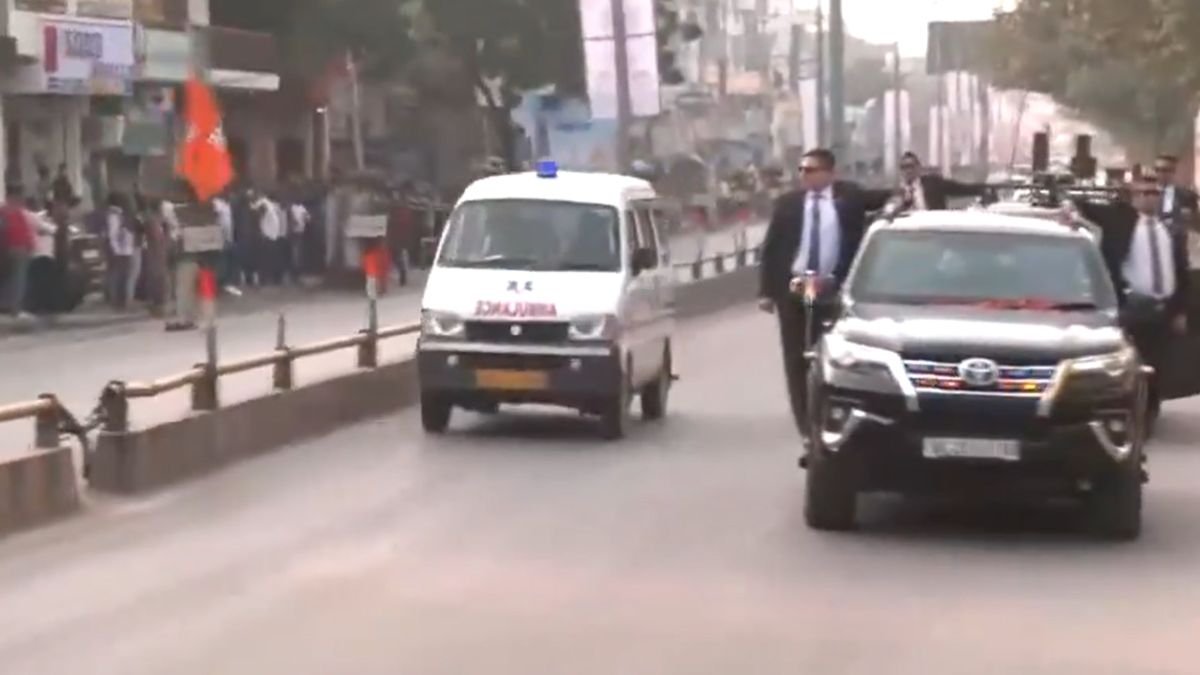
[1148,218,1165,296]
[806,192,822,274]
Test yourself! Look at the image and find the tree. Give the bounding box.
[986,0,1200,157]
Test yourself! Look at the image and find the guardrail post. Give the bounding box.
[359,250,380,369]
[735,249,747,268]
[714,255,726,275]
[273,312,294,391]
[100,382,129,433]
[35,394,59,449]
[691,261,702,281]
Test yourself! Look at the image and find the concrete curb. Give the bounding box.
[0,447,80,536]
[85,269,756,496]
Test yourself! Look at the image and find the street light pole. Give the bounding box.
[815,0,825,147]
[892,42,902,173]
[611,0,633,171]
[828,0,845,154]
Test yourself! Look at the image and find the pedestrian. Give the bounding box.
[51,163,75,206]
[106,194,136,310]
[253,191,286,285]
[126,195,147,308]
[758,148,891,436]
[388,186,415,287]
[286,196,310,285]
[141,198,170,317]
[1068,176,1190,426]
[212,191,235,290]
[894,152,988,212]
[1,188,40,319]
[1152,154,1199,233]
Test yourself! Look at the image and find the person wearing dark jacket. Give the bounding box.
[896,152,987,211]
[758,148,891,432]
[1071,176,1190,419]
[1152,154,1199,233]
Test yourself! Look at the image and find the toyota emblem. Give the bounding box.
[510,325,523,337]
[958,358,999,387]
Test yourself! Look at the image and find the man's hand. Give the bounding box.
[1173,313,1188,335]
[1057,202,1080,228]
[758,298,776,313]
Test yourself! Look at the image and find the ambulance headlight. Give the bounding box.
[569,314,618,341]
[421,310,465,338]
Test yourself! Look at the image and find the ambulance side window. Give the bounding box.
[633,206,659,268]
[625,210,640,265]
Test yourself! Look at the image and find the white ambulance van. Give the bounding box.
[417,161,676,439]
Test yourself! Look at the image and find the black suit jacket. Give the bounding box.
[911,175,987,210]
[1162,185,1199,232]
[1076,199,1190,317]
[759,181,891,301]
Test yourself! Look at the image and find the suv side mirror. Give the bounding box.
[631,247,656,275]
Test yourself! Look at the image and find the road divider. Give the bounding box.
[0,244,764,533]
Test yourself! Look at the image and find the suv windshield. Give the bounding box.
[438,199,621,272]
[849,229,1118,309]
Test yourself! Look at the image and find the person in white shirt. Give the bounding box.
[252,192,286,285]
[212,194,235,289]
[106,194,136,309]
[1071,176,1189,422]
[287,199,310,283]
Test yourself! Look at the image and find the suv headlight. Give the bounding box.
[1067,347,1137,379]
[421,310,465,339]
[569,314,619,341]
[822,333,899,375]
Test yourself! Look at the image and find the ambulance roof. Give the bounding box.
[457,171,656,210]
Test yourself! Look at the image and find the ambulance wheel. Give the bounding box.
[600,366,633,441]
[641,344,672,421]
[421,394,452,433]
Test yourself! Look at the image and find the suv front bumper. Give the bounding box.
[815,388,1141,495]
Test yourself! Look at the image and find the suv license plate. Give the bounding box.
[923,438,1020,462]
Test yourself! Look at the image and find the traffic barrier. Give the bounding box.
[0,397,81,535]
[1,242,766,508]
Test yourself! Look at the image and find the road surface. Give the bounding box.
[0,306,1198,673]
[0,223,766,456]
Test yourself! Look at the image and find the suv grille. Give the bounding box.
[464,321,569,344]
[904,359,1058,395]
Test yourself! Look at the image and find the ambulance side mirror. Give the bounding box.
[631,247,656,275]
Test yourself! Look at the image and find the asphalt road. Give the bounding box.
[0,223,766,457]
[1,306,1199,673]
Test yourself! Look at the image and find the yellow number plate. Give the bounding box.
[474,369,548,391]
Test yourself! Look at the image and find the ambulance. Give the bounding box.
[416,161,676,440]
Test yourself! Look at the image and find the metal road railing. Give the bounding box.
[1,230,761,456]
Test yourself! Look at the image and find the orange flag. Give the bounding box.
[178,75,234,202]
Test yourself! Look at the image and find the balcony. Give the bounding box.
[201,25,280,76]
[200,25,281,91]
[134,0,189,29]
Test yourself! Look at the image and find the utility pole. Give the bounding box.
[789,23,802,95]
[815,0,825,146]
[611,0,633,171]
[892,42,902,174]
[828,0,845,154]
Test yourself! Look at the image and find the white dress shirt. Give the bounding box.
[792,187,841,277]
[1162,186,1176,217]
[107,208,136,256]
[1124,215,1176,298]
[904,179,928,211]
[213,197,234,244]
[289,203,310,235]
[255,197,285,241]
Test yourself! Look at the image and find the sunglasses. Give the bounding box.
[1134,189,1162,196]
[900,163,919,170]
[799,165,827,174]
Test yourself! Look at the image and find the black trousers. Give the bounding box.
[775,298,834,434]
[1129,319,1170,416]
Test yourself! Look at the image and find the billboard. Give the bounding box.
[579,0,661,120]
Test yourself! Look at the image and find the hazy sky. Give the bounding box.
[797,0,1008,56]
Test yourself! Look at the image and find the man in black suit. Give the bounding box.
[1153,154,1199,234]
[1071,176,1190,418]
[758,148,891,431]
[896,152,987,211]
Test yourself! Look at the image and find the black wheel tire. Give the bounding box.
[640,345,672,421]
[1087,461,1143,541]
[421,394,452,434]
[600,371,632,441]
[804,452,858,532]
